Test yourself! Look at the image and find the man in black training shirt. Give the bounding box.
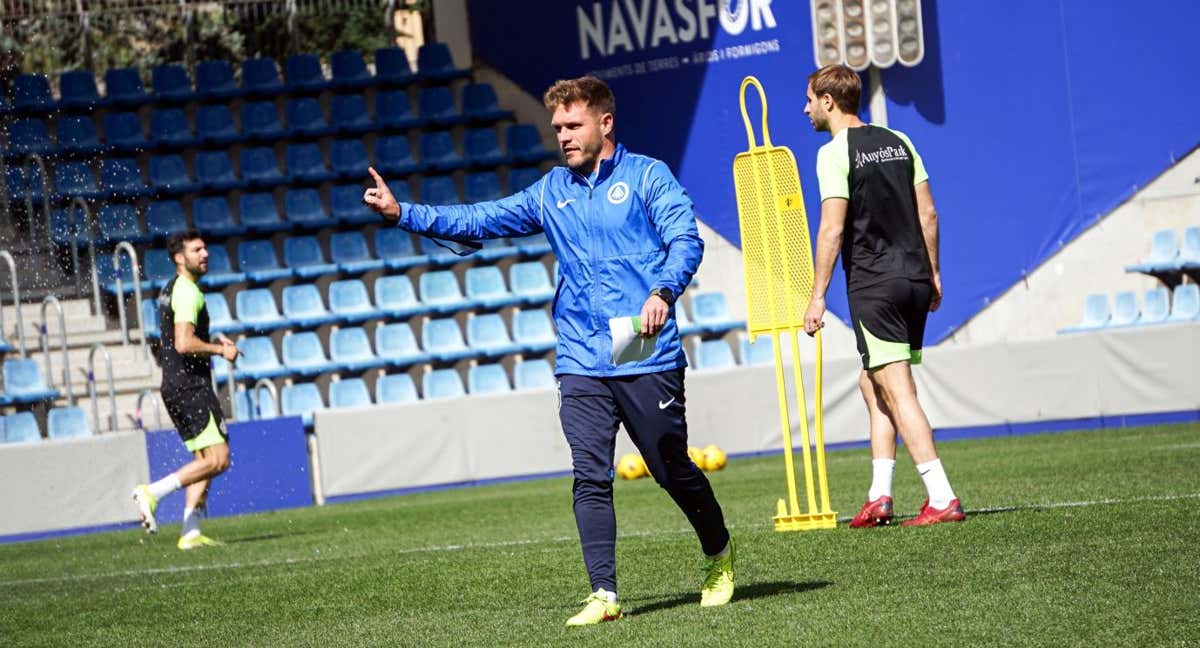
[131,230,241,549]
[802,65,965,527]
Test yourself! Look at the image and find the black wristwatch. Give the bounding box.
[649,287,676,305]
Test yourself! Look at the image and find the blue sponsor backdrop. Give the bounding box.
[145,416,312,523]
[468,0,1200,341]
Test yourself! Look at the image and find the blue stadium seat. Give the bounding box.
[690,292,744,334]
[1136,287,1170,326]
[48,406,92,440]
[100,157,151,199]
[331,231,383,274]
[206,293,244,335]
[2,412,41,443]
[103,67,151,107]
[59,70,102,111]
[476,237,518,262]
[195,103,242,145]
[469,363,511,395]
[150,107,198,148]
[0,92,9,116]
[228,336,287,381]
[5,118,58,159]
[512,308,556,353]
[151,63,195,103]
[374,47,416,86]
[464,128,508,168]
[56,116,105,155]
[1168,284,1200,322]
[236,288,288,332]
[241,146,288,187]
[146,200,188,240]
[242,100,286,141]
[510,262,554,304]
[419,175,460,206]
[281,382,325,427]
[332,183,377,225]
[417,43,469,81]
[419,86,464,126]
[675,300,701,336]
[329,279,378,323]
[514,359,555,391]
[238,240,292,282]
[102,112,149,152]
[286,142,335,184]
[282,284,337,328]
[195,151,244,191]
[235,386,279,420]
[283,331,335,376]
[239,192,289,234]
[241,57,285,97]
[462,83,514,122]
[1179,226,1200,270]
[423,317,474,362]
[3,358,60,403]
[6,165,47,205]
[1108,291,1139,328]
[192,196,244,237]
[466,266,518,309]
[376,372,419,404]
[199,243,244,287]
[508,167,543,194]
[376,322,427,366]
[283,236,338,279]
[329,378,372,409]
[54,160,104,200]
[285,53,331,93]
[420,131,466,171]
[1125,229,1179,274]
[195,60,240,100]
[286,97,334,138]
[149,155,201,195]
[464,171,504,204]
[284,188,337,229]
[331,50,373,89]
[507,124,556,163]
[515,232,553,257]
[423,368,465,400]
[97,251,140,294]
[375,229,427,270]
[331,138,370,178]
[48,208,83,247]
[467,313,520,357]
[374,134,420,176]
[331,327,382,372]
[141,299,161,339]
[420,269,468,313]
[694,339,737,371]
[98,203,147,245]
[375,90,420,130]
[12,74,54,113]
[331,93,374,134]
[740,333,775,366]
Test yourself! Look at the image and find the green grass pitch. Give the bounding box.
[2,423,1197,646]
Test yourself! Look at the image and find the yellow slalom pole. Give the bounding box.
[788,329,818,515]
[769,331,801,518]
[814,329,832,512]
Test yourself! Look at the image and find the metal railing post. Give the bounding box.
[134,388,164,432]
[87,343,118,433]
[251,377,279,420]
[40,296,73,406]
[113,241,148,361]
[23,154,52,251]
[0,251,25,356]
[71,199,102,316]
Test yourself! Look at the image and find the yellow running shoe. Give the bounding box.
[565,589,621,626]
[177,534,224,551]
[700,538,735,607]
[131,485,158,534]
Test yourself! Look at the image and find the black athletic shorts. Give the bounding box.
[162,387,227,447]
[847,278,932,370]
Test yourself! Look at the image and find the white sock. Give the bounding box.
[595,588,617,603]
[705,540,730,560]
[916,458,956,509]
[867,458,896,501]
[147,474,182,501]
[181,507,201,539]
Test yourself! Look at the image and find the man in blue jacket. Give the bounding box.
[363,75,733,625]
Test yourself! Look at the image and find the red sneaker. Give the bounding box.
[901,499,966,527]
[848,496,894,528]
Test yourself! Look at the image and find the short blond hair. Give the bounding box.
[543,75,616,117]
[808,64,861,114]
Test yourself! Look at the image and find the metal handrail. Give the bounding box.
[39,295,73,406]
[134,388,164,432]
[251,377,279,420]
[68,198,102,315]
[0,250,24,356]
[87,342,118,434]
[22,154,52,251]
[112,241,148,361]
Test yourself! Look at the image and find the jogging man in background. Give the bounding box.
[363,75,734,625]
[801,64,965,527]
[131,229,240,549]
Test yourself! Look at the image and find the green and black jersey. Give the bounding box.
[157,275,212,393]
[816,124,931,293]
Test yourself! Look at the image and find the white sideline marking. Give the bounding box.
[3,492,1198,588]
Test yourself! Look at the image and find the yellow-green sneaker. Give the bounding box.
[131,485,158,534]
[700,538,735,607]
[565,589,622,626]
[177,534,224,551]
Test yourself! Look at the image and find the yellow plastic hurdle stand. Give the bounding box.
[732,76,836,531]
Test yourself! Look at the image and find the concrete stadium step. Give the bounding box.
[31,344,158,391]
[2,296,95,323]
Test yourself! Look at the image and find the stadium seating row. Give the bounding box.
[0,359,61,406]
[1061,284,1199,333]
[1124,227,1200,275]
[0,408,91,444]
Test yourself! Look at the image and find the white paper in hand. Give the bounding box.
[610,316,659,365]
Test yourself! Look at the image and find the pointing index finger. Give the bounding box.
[367,166,385,188]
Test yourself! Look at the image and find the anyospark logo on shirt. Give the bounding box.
[854,145,911,170]
[607,181,631,205]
